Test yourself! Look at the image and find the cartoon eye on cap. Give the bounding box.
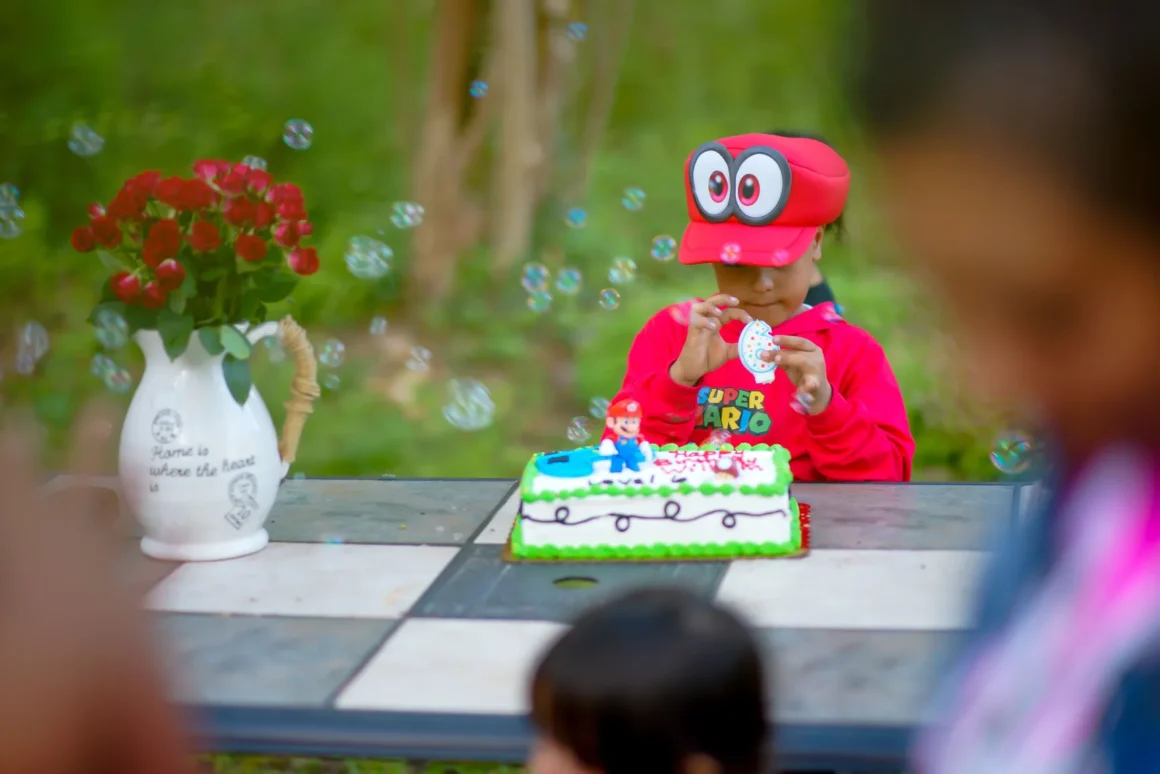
[688,142,733,222]
[626,401,639,412]
[732,147,791,226]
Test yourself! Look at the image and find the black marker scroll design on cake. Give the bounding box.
[521,499,788,532]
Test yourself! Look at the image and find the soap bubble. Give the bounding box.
[0,183,18,206]
[90,353,133,394]
[527,291,552,313]
[609,257,637,285]
[707,429,732,447]
[442,378,495,431]
[588,397,610,419]
[67,123,105,157]
[18,321,49,363]
[567,21,587,40]
[991,432,1035,475]
[319,339,345,368]
[283,119,314,150]
[369,316,388,336]
[521,262,551,293]
[789,391,815,415]
[261,336,285,363]
[0,202,24,239]
[322,373,341,390]
[621,187,646,211]
[469,80,488,98]
[406,345,432,372]
[564,207,588,228]
[598,288,621,310]
[650,235,677,262]
[556,267,582,295]
[390,202,424,229]
[242,155,267,171]
[566,416,592,444]
[93,308,128,350]
[720,242,742,265]
[345,236,393,280]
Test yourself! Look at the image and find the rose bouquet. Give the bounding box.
[73,160,319,404]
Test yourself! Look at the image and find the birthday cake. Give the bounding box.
[510,399,807,561]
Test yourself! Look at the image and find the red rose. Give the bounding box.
[219,170,248,196]
[276,198,307,221]
[287,246,319,276]
[130,171,162,195]
[87,203,106,218]
[110,271,141,303]
[155,258,186,291]
[140,280,167,310]
[223,197,255,227]
[246,169,274,195]
[298,221,314,237]
[71,227,96,253]
[273,221,299,248]
[235,233,267,263]
[188,220,222,253]
[155,176,187,210]
[267,183,303,205]
[142,218,181,266]
[181,179,217,211]
[253,202,275,229]
[90,216,123,248]
[106,186,148,220]
[193,159,229,183]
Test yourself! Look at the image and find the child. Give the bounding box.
[606,133,914,482]
[528,587,770,774]
[853,1,1160,771]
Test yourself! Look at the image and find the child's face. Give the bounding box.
[879,132,1160,454]
[712,234,821,325]
[528,737,600,774]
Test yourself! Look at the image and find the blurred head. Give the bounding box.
[851,0,1160,456]
[528,588,769,774]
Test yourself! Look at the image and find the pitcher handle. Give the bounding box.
[274,315,320,472]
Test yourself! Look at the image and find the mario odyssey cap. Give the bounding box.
[678,133,850,267]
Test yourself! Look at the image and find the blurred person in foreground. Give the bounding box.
[852,1,1160,771]
[527,588,770,774]
[0,408,194,774]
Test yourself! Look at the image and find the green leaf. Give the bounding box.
[156,308,194,360]
[197,326,224,355]
[178,266,197,296]
[222,355,253,406]
[238,289,263,320]
[200,267,228,281]
[253,272,298,303]
[123,305,159,331]
[219,324,252,360]
[97,250,132,272]
[167,290,187,315]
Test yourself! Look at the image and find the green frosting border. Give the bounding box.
[519,442,793,503]
[510,496,802,561]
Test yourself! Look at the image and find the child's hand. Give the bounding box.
[669,294,753,387]
[763,335,833,413]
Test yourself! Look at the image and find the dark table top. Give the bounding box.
[53,475,1025,771]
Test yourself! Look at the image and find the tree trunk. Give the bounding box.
[489,0,540,273]
[408,0,487,302]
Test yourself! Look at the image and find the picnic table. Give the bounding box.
[59,476,1029,772]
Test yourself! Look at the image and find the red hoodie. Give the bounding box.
[605,301,914,482]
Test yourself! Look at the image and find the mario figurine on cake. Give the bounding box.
[598,399,655,473]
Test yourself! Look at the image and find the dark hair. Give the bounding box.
[848,1,1160,230]
[766,129,846,241]
[530,588,770,774]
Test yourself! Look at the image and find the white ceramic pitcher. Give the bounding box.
[118,318,317,561]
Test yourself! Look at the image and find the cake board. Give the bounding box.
[501,503,811,563]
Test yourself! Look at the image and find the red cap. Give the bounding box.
[606,399,643,419]
[678,133,850,267]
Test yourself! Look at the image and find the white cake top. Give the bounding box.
[528,448,780,495]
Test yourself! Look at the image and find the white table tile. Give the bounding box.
[337,619,564,713]
[147,542,457,618]
[716,549,983,631]
[475,490,519,544]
